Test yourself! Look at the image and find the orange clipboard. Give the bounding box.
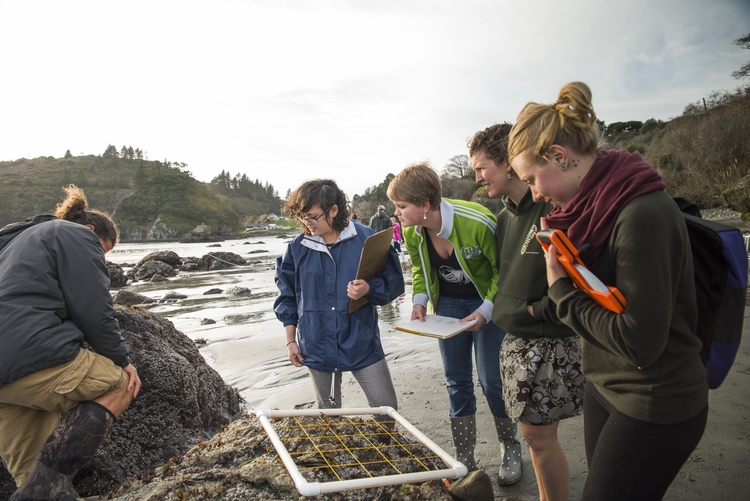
[536,229,627,313]
[347,227,394,313]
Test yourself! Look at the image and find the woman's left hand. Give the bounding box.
[540,217,569,287]
[347,279,370,300]
[544,243,569,286]
[460,311,486,331]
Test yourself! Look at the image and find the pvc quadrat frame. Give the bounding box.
[256,406,468,496]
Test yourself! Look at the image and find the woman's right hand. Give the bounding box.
[287,341,304,367]
[411,304,427,321]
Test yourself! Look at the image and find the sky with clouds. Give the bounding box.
[1,0,748,199]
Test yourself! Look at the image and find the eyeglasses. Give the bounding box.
[297,207,331,225]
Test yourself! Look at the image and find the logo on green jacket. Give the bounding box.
[461,246,482,259]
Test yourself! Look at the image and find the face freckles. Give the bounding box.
[391,200,425,228]
[472,151,510,199]
[510,150,577,209]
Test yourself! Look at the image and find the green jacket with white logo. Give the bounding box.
[403,198,498,322]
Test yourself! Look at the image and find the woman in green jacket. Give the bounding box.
[388,162,522,485]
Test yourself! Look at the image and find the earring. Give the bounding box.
[423,212,427,220]
[561,162,567,170]
[507,172,513,179]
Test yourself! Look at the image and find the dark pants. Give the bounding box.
[582,382,707,501]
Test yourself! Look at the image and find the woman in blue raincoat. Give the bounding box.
[274,179,404,411]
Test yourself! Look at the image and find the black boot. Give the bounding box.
[11,401,116,501]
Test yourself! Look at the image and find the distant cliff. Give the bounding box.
[113,161,241,240]
[0,151,283,240]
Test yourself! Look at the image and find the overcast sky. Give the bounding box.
[1,0,748,199]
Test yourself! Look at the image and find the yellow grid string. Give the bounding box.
[290,415,343,481]
[272,415,443,479]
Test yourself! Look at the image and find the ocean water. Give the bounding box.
[108,234,435,411]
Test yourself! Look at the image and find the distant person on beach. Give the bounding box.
[0,185,141,499]
[508,82,708,500]
[274,180,404,415]
[390,216,403,253]
[369,204,393,232]
[471,123,585,498]
[351,212,359,222]
[387,163,522,483]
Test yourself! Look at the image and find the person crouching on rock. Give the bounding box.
[274,179,404,418]
[0,185,141,500]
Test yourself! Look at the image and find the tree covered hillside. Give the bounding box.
[114,160,242,240]
[0,153,135,228]
[0,145,285,239]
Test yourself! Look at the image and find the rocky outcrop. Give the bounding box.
[197,252,247,271]
[73,307,242,496]
[0,307,242,498]
[135,260,177,281]
[102,415,453,501]
[107,262,128,288]
[113,290,156,306]
[137,251,182,269]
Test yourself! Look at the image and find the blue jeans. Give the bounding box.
[436,296,507,418]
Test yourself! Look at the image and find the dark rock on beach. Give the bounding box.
[225,286,252,297]
[160,292,188,302]
[179,256,200,272]
[203,288,223,295]
[197,252,246,271]
[0,307,242,498]
[113,290,156,306]
[73,307,242,496]
[200,318,216,325]
[106,262,128,289]
[136,251,182,269]
[135,260,177,281]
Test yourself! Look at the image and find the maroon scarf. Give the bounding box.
[545,149,666,268]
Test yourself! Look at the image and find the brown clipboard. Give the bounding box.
[348,227,394,313]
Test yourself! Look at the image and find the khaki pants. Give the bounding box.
[0,348,126,487]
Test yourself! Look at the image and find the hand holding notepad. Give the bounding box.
[395,315,478,339]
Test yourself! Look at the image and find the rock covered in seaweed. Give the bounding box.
[197,252,247,271]
[106,415,453,501]
[74,306,242,496]
[136,251,183,269]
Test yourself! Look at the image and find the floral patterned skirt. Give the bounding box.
[500,334,586,425]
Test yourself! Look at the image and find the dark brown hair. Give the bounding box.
[284,179,350,236]
[468,122,513,165]
[54,185,119,246]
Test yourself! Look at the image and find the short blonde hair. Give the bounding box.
[508,82,601,164]
[387,162,442,210]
